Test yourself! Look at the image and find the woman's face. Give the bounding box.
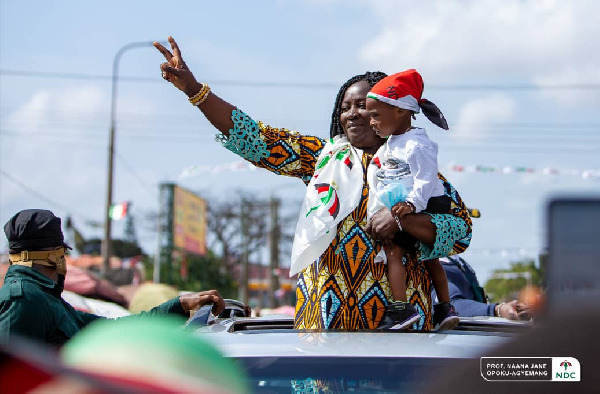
[339,80,385,154]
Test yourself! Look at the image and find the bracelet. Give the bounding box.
[189,84,210,106]
[188,84,211,106]
[495,302,505,317]
[394,215,403,231]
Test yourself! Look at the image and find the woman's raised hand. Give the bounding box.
[154,36,203,97]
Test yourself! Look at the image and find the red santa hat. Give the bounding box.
[367,69,449,130]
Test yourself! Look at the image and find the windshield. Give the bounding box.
[237,356,470,393]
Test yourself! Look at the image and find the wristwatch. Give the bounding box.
[494,302,505,317]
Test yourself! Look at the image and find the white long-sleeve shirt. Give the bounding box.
[371,127,445,214]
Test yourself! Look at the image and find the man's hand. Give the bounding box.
[498,300,532,321]
[179,290,225,316]
[365,208,399,245]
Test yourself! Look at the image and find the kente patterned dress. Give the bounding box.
[217,110,472,330]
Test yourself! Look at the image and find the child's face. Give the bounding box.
[366,98,406,138]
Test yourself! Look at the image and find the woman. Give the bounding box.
[155,37,471,330]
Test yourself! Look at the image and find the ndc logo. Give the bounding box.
[555,360,576,380]
[553,357,580,381]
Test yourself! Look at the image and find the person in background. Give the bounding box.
[432,255,532,320]
[366,69,463,330]
[154,36,472,330]
[0,209,225,347]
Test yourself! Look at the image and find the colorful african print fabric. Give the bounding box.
[217,110,472,330]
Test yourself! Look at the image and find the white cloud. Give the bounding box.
[4,87,105,170]
[1,85,160,228]
[359,0,600,105]
[453,93,515,140]
[8,86,106,133]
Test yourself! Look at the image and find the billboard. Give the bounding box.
[173,186,207,255]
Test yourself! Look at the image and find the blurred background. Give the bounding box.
[1,0,598,311]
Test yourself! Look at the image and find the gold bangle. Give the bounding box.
[188,84,211,106]
[188,84,209,104]
[189,84,210,106]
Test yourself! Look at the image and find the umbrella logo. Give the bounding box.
[306,182,340,219]
[560,360,572,371]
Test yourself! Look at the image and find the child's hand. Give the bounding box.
[391,202,414,218]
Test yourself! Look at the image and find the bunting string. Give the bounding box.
[446,163,599,180]
[179,161,256,180]
[178,160,599,180]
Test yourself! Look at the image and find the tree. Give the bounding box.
[144,250,237,299]
[124,213,138,245]
[205,192,270,274]
[84,238,143,258]
[484,259,543,302]
[65,216,87,254]
[142,188,298,295]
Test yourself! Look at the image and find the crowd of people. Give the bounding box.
[0,38,541,394]
[0,36,536,347]
[0,34,548,393]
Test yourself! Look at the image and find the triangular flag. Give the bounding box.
[109,201,129,220]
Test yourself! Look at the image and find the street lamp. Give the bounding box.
[102,41,157,277]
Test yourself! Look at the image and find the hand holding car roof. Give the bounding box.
[179,290,225,316]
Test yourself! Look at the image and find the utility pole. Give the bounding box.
[238,199,250,305]
[102,41,156,278]
[267,196,280,308]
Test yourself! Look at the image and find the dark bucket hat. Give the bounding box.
[4,209,73,252]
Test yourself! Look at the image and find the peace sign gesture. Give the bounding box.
[154,36,202,97]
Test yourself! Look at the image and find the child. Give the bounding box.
[366,69,460,330]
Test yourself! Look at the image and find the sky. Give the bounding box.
[1,0,599,285]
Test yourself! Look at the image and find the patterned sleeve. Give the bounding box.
[439,172,473,255]
[215,109,326,185]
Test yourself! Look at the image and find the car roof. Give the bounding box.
[192,315,532,359]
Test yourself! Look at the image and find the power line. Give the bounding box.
[114,151,156,195]
[0,131,106,148]
[0,130,214,144]
[2,69,600,91]
[7,127,599,141]
[4,124,600,142]
[0,168,95,222]
[3,111,600,131]
[2,129,599,153]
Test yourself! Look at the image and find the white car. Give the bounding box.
[191,303,532,392]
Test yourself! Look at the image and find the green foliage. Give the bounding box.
[145,250,237,299]
[85,238,143,258]
[484,259,543,302]
[179,251,237,298]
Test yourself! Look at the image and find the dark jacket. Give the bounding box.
[0,265,186,347]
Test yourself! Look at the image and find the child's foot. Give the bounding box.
[378,301,420,330]
[433,302,460,330]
